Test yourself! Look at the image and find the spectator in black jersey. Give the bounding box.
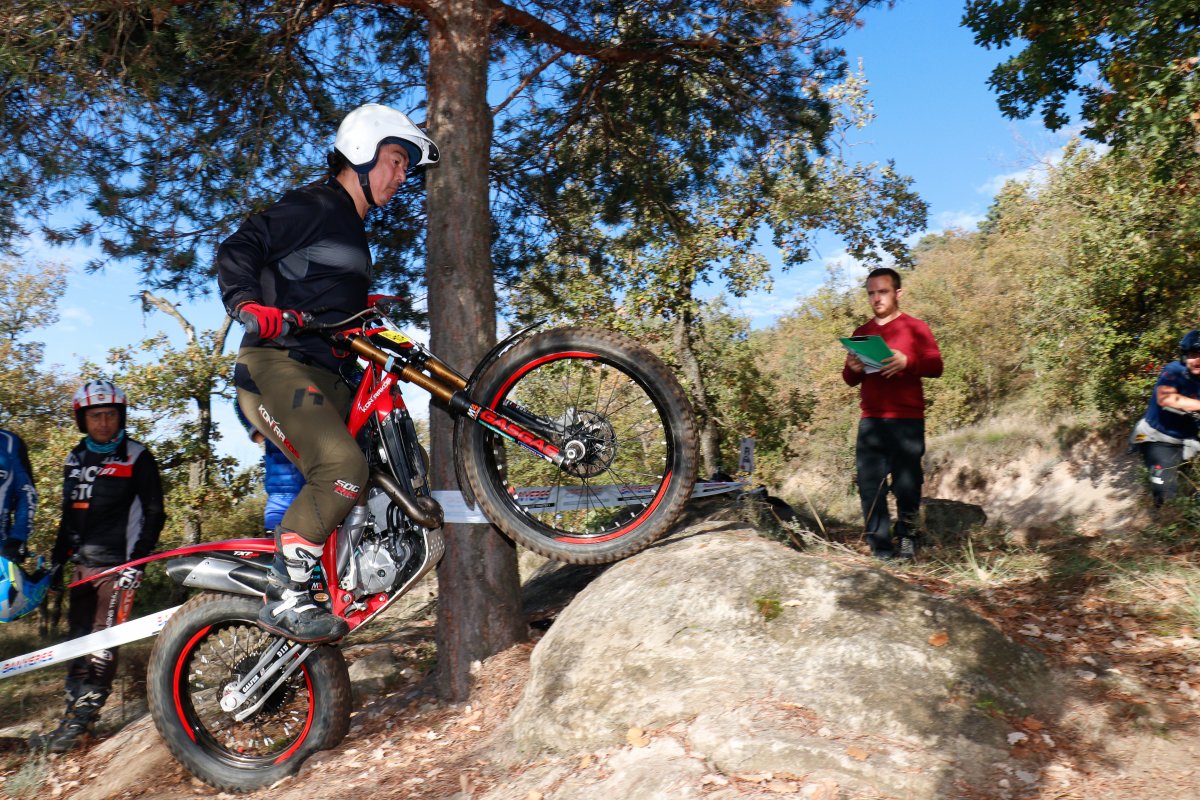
[33,380,165,753]
[217,104,438,644]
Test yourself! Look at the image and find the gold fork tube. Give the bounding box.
[344,336,461,405]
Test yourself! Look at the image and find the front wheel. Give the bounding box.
[463,326,698,563]
[146,592,351,793]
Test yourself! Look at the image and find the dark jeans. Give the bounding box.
[856,418,926,550]
[1140,440,1184,507]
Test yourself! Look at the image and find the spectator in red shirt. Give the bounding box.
[842,267,943,560]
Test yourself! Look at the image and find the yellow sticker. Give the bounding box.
[378,330,412,346]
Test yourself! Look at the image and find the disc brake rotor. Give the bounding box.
[559,410,617,479]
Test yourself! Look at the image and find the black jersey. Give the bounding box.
[53,437,166,568]
[218,179,371,372]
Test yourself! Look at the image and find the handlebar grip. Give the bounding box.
[237,309,303,338]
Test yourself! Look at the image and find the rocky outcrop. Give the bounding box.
[491,518,1064,799]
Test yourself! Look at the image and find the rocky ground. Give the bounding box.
[5,525,1200,800]
[3,427,1200,799]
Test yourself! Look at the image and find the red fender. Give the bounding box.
[68,538,275,588]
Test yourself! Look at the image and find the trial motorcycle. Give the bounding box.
[91,306,697,792]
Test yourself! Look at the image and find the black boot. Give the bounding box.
[29,693,75,752]
[893,521,920,561]
[865,529,894,560]
[30,684,107,753]
[257,528,348,644]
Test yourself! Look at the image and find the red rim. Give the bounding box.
[488,350,673,544]
[170,619,315,761]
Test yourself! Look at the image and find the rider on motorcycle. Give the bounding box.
[217,103,438,643]
[1133,329,1200,506]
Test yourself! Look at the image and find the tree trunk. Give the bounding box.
[673,311,721,477]
[426,0,526,701]
[185,394,214,545]
[140,291,233,546]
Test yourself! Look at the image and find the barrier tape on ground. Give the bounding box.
[0,605,181,680]
[435,480,744,523]
[0,481,746,680]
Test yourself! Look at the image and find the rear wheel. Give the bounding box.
[146,592,351,793]
[463,326,698,563]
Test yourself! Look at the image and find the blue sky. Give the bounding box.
[731,1,1069,325]
[24,2,1068,463]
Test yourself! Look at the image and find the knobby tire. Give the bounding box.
[146,592,351,793]
[463,326,698,563]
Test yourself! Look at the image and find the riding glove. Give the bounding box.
[238,303,290,340]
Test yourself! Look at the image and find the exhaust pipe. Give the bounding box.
[370,469,444,529]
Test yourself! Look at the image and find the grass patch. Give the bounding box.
[1093,554,1200,634]
[2,751,50,798]
[753,594,783,621]
[930,538,1029,587]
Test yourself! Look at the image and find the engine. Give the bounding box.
[333,487,417,599]
[351,538,405,596]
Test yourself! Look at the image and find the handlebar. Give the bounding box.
[237,308,371,338]
[1161,406,1200,421]
[237,309,311,338]
[235,304,469,403]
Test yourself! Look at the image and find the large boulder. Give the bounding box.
[499,519,1064,798]
[922,497,988,544]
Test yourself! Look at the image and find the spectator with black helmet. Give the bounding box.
[0,426,36,566]
[31,380,166,753]
[1132,330,1200,507]
[217,103,438,644]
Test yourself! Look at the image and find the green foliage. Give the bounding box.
[964,0,1200,172]
[0,0,905,304]
[506,69,927,331]
[900,231,1031,430]
[0,1,432,291]
[759,282,864,493]
[978,144,1200,417]
[754,593,783,622]
[80,311,262,547]
[0,260,78,559]
[755,140,1200,439]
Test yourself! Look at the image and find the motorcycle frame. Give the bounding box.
[73,317,594,634]
[295,319,577,632]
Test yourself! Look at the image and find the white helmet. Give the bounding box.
[334,103,439,173]
[73,379,127,432]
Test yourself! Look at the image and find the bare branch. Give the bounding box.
[140,290,196,345]
[493,50,566,116]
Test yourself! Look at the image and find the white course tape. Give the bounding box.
[0,605,181,680]
[1,481,748,680]
[435,480,745,523]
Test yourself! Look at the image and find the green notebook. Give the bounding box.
[840,335,893,372]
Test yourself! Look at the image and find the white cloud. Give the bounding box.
[976,138,1110,197]
[930,210,985,233]
[976,160,1054,196]
[58,306,93,332]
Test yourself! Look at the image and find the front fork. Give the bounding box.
[219,635,314,721]
[341,331,570,511]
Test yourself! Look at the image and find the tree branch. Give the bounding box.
[361,0,448,33]
[492,50,565,116]
[140,290,196,345]
[488,0,719,63]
